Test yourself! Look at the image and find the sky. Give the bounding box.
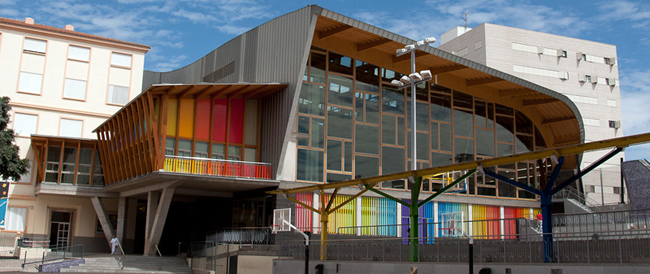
[2,0,650,160]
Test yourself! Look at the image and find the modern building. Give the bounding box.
[0,17,149,250]
[1,5,596,255]
[439,24,624,205]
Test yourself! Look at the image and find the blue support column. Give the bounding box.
[540,191,553,262]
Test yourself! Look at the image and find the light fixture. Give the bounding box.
[409,73,423,81]
[391,80,404,87]
[400,75,411,85]
[357,183,365,190]
[550,155,559,165]
[420,70,432,81]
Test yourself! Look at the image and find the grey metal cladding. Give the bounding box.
[253,6,314,175]
[142,71,161,92]
[243,29,259,83]
[213,36,241,83]
[203,50,216,79]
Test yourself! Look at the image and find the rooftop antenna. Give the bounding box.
[463,12,468,30]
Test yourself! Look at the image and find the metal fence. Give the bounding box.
[21,244,84,269]
[278,208,650,264]
[183,242,232,274]
[206,227,272,246]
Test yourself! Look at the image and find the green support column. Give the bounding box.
[409,176,422,262]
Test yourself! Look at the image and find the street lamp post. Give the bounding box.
[391,37,436,262]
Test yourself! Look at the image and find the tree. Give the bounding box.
[0,97,29,181]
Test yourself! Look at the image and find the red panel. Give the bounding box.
[296,193,313,232]
[212,99,227,142]
[195,99,210,140]
[229,98,244,144]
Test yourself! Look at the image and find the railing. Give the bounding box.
[553,187,600,207]
[21,244,84,269]
[206,227,272,247]
[163,156,272,180]
[181,242,231,274]
[115,240,125,270]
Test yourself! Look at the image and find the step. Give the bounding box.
[59,255,190,274]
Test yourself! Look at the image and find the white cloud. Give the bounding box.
[620,68,650,160]
[597,0,650,29]
[0,8,18,17]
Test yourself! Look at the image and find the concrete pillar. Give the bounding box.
[117,197,127,242]
[144,188,175,256]
[91,197,114,244]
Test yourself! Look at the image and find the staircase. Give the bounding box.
[60,255,191,274]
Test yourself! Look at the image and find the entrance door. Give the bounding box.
[49,211,72,248]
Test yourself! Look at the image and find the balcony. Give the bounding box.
[162,155,272,180]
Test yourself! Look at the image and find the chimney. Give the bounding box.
[24,17,34,24]
[65,25,74,31]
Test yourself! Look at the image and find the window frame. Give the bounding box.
[4,206,28,232]
[23,37,46,54]
[63,78,88,101]
[59,118,84,138]
[12,112,38,137]
[110,52,132,68]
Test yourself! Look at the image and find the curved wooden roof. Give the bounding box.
[311,8,583,150]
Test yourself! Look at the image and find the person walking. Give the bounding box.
[110,236,120,254]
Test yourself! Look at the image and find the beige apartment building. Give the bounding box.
[0,17,149,251]
[439,24,624,205]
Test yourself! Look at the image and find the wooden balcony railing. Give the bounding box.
[162,156,273,180]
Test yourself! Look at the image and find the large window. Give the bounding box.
[68,45,90,62]
[18,72,42,94]
[5,207,27,231]
[59,118,83,138]
[295,49,545,200]
[23,38,46,54]
[13,113,37,137]
[107,85,129,105]
[63,78,87,100]
[111,52,132,68]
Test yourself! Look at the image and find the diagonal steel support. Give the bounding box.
[545,156,565,192]
[418,169,477,207]
[551,147,624,195]
[482,168,541,196]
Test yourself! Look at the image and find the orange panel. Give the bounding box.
[178,99,195,138]
[166,99,178,136]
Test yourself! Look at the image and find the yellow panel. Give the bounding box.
[166,99,178,136]
[178,99,195,138]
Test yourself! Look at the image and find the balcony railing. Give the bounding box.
[162,155,273,180]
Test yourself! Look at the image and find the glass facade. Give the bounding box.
[296,48,545,200]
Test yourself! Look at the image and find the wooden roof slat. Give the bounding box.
[393,51,427,64]
[523,98,560,107]
[319,25,353,39]
[466,77,506,87]
[357,38,392,52]
[430,64,467,75]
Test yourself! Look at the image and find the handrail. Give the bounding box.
[116,240,125,270]
[164,155,272,166]
[154,244,162,257]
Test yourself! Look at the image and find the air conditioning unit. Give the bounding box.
[577,73,587,82]
[589,75,598,83]
[537,46,544,54]
[559,72,569,80]
[576,52,583,60]
[606,78,618,86]
[557,49,567,57]
[614,121,621,129]
[606,57,617,65]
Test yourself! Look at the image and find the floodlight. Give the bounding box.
[357,183,365,190]
[550,154,559,165]
[396,48,408,55]
[416,40,426,47]
[477,164,484,175]
[409,73,422,81]
[400,75,411,85]
[423,37,436,44]
[420,70,432,81]
[391,79,404,87]
[404,44,415,50]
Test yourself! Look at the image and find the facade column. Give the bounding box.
[117,197,127,243]
[143,188,175,256]
[90,197,114,246]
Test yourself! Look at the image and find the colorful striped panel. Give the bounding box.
[321,195,355,235]
[166,99,178,136]
[229,98,244,144]
[503,206,527,239]
[195,99,211,140]
[295,193,313,232]
[472,205,501,239]
[401,200,436,242]
[178,99,195,138]
[360,197,396,236]
[212,99,227,142]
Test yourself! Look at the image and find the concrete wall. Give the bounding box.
[274,259,650,274]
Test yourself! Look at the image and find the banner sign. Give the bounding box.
[0,182,8,229]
